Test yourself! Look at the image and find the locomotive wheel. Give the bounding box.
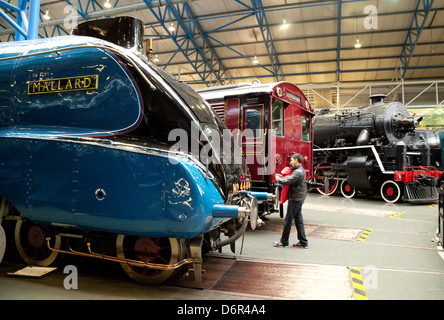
[380,180,401,203]
[0,224,5,263]
[340,180,356,198]
[14,219,63,266]
[314,162,338,196]
[116,235,185,285]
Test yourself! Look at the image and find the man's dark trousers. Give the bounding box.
[280,200,308,246]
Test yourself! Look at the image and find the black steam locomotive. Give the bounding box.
[313,94,441,203]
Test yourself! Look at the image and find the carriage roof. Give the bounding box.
[198,81,300,101]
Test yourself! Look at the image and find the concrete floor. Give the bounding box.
[1,192,443,301]
[237,193,444,300]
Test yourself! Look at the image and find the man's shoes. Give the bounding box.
[293,242,309,249]
[273,241,287,247]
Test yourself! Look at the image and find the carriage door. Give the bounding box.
[241,104,264,181]
[271,98,285,176]
[300,111,313,179]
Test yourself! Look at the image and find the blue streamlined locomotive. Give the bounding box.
[0,17,267,284]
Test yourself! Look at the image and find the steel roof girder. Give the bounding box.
[0,0,40,40]
[144,0,228,86]
[336,0,342,83]
[399,0,435,78]
[180,1,230,85]
[248,0,282,82]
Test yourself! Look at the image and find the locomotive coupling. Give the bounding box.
[212,204,249,219]
[243,191,275,202]
[212,195,259,250]
[211,197,259,219]
[212,192,260,229]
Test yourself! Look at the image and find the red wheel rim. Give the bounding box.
[122,237,172,277]
[386,187,394,196]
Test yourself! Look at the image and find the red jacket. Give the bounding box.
[279,166,292,204]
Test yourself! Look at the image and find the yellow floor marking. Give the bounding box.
[349,268,368,300]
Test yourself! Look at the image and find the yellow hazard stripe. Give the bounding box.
[357,229,372,242]
[387,211,405,218]
[349,268,368,300]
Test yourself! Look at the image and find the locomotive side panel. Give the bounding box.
[0,136,229,238]
[69,143,167,236]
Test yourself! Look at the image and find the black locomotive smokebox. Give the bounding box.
[72,16,144,54]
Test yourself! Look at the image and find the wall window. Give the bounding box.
[271,100,283,136]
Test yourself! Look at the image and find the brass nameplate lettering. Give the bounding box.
[28,75,98,95]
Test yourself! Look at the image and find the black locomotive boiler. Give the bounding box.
[313,94,441,203]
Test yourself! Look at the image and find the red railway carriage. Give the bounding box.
[199,81,314,216]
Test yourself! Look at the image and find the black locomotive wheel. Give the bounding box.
[340,180,356,198]
[14,219,63,266]
[314,162,338,196]
[116,235,185,285]
[380,180,401,203]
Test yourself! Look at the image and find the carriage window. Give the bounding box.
[302,116,310,142]
[271,100,283,137]
[287,91,301,103]
[245,107,262,138]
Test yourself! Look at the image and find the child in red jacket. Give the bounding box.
[279,166,292,204]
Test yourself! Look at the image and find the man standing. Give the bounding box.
[273,153,309,249]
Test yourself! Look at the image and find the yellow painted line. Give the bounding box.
[387,211,405,218]
[357,229,372,242]
[429,204,438,207]
[349,268,368,300]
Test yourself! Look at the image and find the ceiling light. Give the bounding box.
[252,55,259,64]
[354,37,362,48]
[43,10,50,20]
[153,54,159,62]
[281,18,289,29]
[168,23,175,32]
[104,0,112,8]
